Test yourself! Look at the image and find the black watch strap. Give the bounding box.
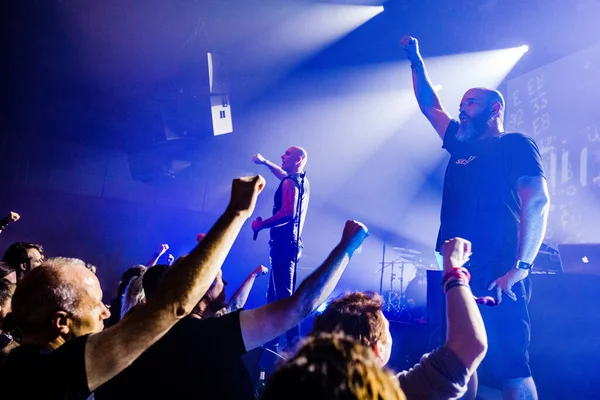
[515,260,533,270]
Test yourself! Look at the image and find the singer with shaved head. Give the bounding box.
[252,146,310,351]
[401,36,550,400]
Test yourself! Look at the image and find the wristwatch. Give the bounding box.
[515,260,533,270]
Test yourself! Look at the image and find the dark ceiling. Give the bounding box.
[4,0,599,150]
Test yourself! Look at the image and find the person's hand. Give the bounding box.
[488,267,528,304]
[228,175,266,218]
[251,217,263,233]
[400,35,422,64]
[0,211,20,228]
[253,265,268,276]
[158,244,169,254]
[252,154,266,165]
[340,220,369,251]
[442,238,472,273]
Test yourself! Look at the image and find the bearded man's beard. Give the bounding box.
[456,112,491,142]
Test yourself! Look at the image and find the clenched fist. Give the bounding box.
[400,35,422,64]
[228,175,266,218]
[442,238,472,273]
[251,154,266,165]
[340,220,369,252]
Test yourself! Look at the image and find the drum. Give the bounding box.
[405,270,427,322]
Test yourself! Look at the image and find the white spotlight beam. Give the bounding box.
[238,3,384,70]
[423,45,529,117]
[225,3,383,94]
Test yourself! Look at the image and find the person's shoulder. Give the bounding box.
[500,132,538,145]
[282,175,302,188]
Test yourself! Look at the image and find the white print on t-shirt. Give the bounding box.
[456,156,476,165]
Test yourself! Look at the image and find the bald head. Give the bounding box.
[290,146,307,160]
[282,146,308,173]
[466,87,505,120]
[11,258,102,336]
[472,87,505,108]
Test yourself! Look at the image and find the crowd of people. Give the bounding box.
[0,35,549,400]
[0,179,489,400]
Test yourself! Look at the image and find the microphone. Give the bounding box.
[253,217,262,241]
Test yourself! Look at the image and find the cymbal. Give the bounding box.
[392,247,422,255]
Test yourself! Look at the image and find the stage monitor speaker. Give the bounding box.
[127,53,232,182]
[159,52,232,140]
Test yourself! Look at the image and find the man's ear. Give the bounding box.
[372,340,384,360]
[51,311,71,336]
[490,101,502,118]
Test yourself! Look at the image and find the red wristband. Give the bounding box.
[442,267,471,286]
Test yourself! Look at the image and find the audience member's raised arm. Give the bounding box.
[0,212,20,234]
[443,238,488,373]
[239,220,368,351]
[85,175,265,391]
[226,265,268,313]
[145,244,169,267]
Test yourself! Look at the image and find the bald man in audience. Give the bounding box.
[0,175,265,399]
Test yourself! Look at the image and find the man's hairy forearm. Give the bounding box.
[152,209,248,318]
[85,208,249,391]
[292,242,354,318]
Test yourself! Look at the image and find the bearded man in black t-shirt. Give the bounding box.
[401,36,550,400]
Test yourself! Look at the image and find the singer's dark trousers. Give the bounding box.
[265,241,302,350]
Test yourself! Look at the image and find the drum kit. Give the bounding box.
[377,244,439,324]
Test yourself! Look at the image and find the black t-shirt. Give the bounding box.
[270,174,310,244]
[95,310,253,400]
[0,334,91,400]
[437,120,545,277]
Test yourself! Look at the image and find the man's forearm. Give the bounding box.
[411,61,443,114]
[517,199,550,264]
[259,210,294,230]
[227,272,258,312]
[153,209,248,317]
[445,285,487,373]
[145,253,162,267]
[262,160,287,181]
[291,242,355,318]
